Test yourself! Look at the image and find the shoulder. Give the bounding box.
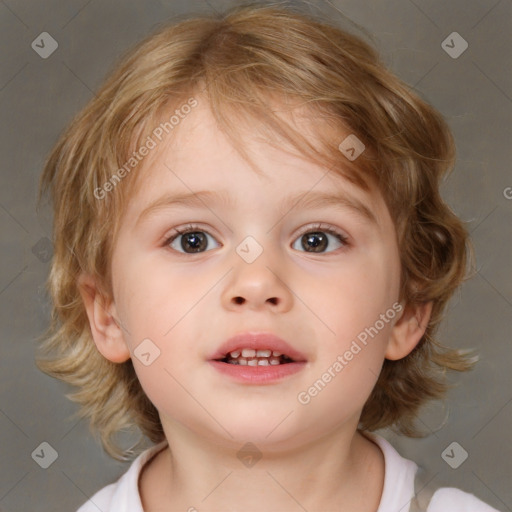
[76,482,116,512]
[363,432,419,511]
[428,488,501,512]
[362,432,501,512]
[76,441,168,512]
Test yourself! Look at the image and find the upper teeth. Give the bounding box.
[235,349,281,358]
[225,349,289,366]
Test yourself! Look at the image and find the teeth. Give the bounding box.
[225,355,287,366]
[231,348,284,358]
[223,348,293,366]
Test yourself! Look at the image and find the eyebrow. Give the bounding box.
[136,189,377,226]
[136,190,232,227]
[290,190,377,225]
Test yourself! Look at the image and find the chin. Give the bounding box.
[213,409,307,449]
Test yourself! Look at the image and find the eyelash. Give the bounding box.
[164,223,210,242]
[163,223,349,253]
[295,223,349,249]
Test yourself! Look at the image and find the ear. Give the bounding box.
[385,301,433,360]
[77,273,131,363]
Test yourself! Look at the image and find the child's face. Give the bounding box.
[106,99,405,449]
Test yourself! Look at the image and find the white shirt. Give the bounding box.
[77,434,500,511]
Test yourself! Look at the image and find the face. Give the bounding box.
[107,98,403,451]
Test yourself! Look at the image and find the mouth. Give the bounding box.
[210,332,307,364]
[208,332,307,383]
[216,349,296,366]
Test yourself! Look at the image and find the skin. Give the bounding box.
[79,97,432,511]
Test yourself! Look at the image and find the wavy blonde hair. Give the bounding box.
[37,2,476,461]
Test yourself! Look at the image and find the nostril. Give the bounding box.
[231,297,278,305]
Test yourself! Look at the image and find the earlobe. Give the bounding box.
[78,274,131,363]
[385,301,433,361]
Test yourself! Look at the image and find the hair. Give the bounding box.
[36,1,476,461]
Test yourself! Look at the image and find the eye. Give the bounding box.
[292,224,349,253]
[165,225,220,254]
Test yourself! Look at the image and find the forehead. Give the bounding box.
[124,96,388,223]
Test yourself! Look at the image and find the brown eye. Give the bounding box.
[301,232,328,252]
[292,227,348,253]
[167,229,219,253]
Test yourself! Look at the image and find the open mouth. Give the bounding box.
[217,348,295,366]
[210,334,307,382]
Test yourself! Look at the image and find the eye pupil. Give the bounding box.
[302,232,328,252]
[182,232,207,253]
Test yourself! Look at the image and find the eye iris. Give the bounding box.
[302,231,327,252]
[182,232,207,253]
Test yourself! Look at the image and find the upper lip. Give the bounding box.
[209,332,308,362]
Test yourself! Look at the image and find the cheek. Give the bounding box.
[298,248,400,396]
[113,254,219,393]
[308,253,399,335]
[128,354,206,430]
[114,252,207,340]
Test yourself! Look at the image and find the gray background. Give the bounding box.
[0,0,511,511]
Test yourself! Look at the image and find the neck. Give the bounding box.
[140,424,385,512]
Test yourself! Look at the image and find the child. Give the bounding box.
[36,2,501,511]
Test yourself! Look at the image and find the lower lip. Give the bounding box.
[208,360,306,384]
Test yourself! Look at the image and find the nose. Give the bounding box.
[221,248,293,313]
